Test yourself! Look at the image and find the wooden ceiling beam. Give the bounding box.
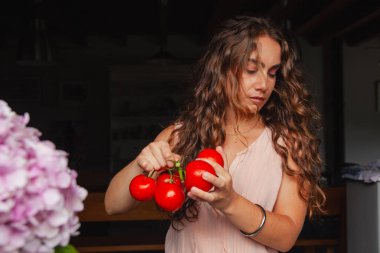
[295,0,359,35]
[308,6,380,46]
[306,8,380,46]
[343,14,380,46]
[336,8,380,38]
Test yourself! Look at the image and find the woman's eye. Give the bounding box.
[268,70,279,79]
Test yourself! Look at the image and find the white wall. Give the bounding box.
[344,38,380,164]
[297,36,380,167]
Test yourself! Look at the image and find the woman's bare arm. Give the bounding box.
[104,125,176,215]
[189,147,307,252]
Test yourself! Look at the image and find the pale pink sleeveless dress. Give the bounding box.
[165,127,283,253]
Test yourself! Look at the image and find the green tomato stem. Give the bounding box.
[148,170,155,178]
[178,168,184,183]
[168,168,173,184]
[175,160,185,183]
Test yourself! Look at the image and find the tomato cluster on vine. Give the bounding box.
[129,148,224,212]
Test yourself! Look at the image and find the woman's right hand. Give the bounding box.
[105,126,178,215]
[136,140,181,172]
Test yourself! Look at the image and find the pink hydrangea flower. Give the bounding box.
[0,100,88,253]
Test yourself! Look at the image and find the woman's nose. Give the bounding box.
[254,70,268,90]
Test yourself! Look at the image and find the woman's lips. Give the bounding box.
[250,96,265,104]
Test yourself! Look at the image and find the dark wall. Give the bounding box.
[0,47,110,172]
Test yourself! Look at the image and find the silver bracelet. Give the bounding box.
[240,203,266,237]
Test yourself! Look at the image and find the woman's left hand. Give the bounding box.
[187,146,239,213]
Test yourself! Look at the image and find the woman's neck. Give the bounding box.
[224,113,263,136]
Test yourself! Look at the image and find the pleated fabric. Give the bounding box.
[165,127,283,253]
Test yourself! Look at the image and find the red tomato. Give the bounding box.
[185,160,216,192]
[129,174,156,201]
[156,172,181,187]
[197,148,224,167]
[154,183,185,212]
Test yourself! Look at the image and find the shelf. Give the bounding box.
[109,64,193,173]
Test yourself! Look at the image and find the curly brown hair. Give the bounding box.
[168,16,325,224]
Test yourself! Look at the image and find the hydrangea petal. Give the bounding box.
[0,100,87,252]
[48,210,69,227]
[56,172,71,188]
[6,169,28,191]
[23,238,41,253]
[0,199,15,212]
[34,221,59,239]
[0,225,10,245]
[42,189,62,208]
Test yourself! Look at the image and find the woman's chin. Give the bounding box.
[239,107,259,120]
[246,105,259,115]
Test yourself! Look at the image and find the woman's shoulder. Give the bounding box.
[154,125,175,142]
[155,124,182,148]
[264,126,286,147]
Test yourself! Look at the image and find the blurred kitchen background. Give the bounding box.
[1,0,379,189]
[1,1,379,252]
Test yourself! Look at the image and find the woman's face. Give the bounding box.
[238,35,281,114]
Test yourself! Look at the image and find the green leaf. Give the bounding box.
[54,244,79,253]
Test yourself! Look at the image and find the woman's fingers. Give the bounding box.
[188,187,215,202]
[161,143,181,168]
[136,157,154,171]
[187,187,205,201]
[202,171,226,189]
[187,148,236,211]
[137,141,181,171]
[205,158,229,180]
[148,142,168,169]
[216,146,228,171]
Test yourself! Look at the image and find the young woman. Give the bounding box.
[105,16,325,253]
